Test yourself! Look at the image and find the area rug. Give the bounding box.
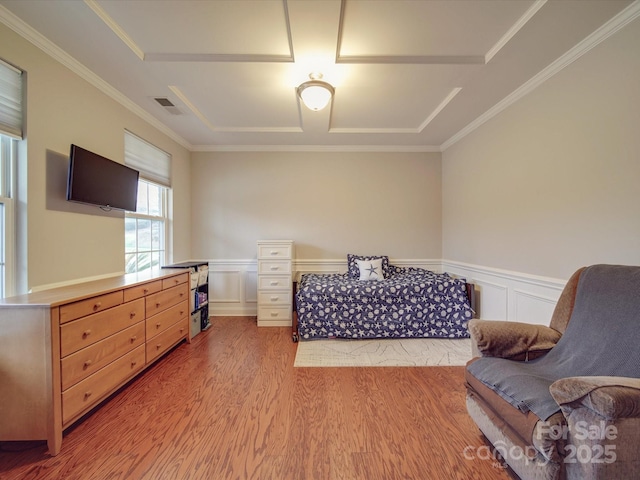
[294,337,472,367]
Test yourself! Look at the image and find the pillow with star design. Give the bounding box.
[355,258,384,281]
[347,254,390,279]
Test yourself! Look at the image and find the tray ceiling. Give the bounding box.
[0,0,636,151]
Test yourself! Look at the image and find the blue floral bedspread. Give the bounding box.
[295,266,473,340]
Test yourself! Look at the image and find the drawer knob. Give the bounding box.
[83,360,92,369]
[130,336,137,343]
[270,296,279,301]
[131,360,137,367]
[175,279,180,284]
[93,302,102,311]
[130,312,136,318]
[82,330,91,339]
[143,289,149,294]
[84,391,92,399]
[179,292,184,297]
[156,344,162,350]
[270,312,279,317]
[156,323,161,329]
[156,302,161,307]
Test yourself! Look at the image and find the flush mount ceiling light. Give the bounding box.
[297,73,335,111]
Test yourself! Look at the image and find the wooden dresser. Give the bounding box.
[0,269,190,455]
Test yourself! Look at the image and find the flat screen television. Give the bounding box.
[67,144,139,212]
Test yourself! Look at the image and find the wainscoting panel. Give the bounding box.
[210,260,257,316]
[210,270,241,303]
[473,280,508,321]
[442,260,566,325]
[513,290,558,325]
[208,258,567,326]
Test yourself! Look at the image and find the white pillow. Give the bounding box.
[356,258,384,281]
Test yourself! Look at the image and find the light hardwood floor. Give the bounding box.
[0,317,512,480]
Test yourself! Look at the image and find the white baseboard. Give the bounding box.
[208,258,567,326]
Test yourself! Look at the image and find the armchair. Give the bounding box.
[465,265,640,480]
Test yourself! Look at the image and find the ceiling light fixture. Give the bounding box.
[297,72,334,111]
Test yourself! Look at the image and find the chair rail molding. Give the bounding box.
[442,260,566,325]
[208,258,567,324]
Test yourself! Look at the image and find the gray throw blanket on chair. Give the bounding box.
[467,264,640,420]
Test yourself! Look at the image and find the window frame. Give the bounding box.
[125,178,170,274]
[0,134,16,297]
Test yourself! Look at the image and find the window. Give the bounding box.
[0,58,23,297]
[125,179,168,273]
[0,135,17,296]
[124,131,172,274]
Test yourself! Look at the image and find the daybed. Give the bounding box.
[465,264,640,480]
[294,254,474,341]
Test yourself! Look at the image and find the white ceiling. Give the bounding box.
[0,0,637,151]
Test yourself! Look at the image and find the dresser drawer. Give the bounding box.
[60,298,145,357]
[146,300,189,339]
[61,322,145,390]
[258,261,292,275]
[62,345,145,424]
[146,319,188,364]
[59,290,124,324]
[258,243,292,259]
[123,280,162,302]
[162,273,189,290]
[258,291,291,306]
[258,306,292,322]
[258,275,291,290]
[145,283,189,317]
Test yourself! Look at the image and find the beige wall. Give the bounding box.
[7,12,639,290]
[191,151,442,261]
[442,17,640,280]
[0,23,192,290]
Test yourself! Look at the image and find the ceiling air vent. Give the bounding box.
[154,97,182,115]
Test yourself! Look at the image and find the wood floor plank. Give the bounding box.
[0,317,512,480]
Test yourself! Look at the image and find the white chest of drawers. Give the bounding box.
[257,240,293,326]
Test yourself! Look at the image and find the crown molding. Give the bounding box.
[336,55,485,65]
[484,0,547,63]
[83,0,144,60]
[418,88,462,132]
[189,144,441,153]
[144,53,294,63]
[441,0,640,151]
[0,4,193,151]
[86,0,295,65]
[335,0,485,66]
[328,88,462,136]
[3,1,637,155]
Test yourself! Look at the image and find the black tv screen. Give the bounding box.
[67,144,139,212]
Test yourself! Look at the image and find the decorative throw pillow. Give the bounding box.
[347,254,390,279]
[356,258,384,281]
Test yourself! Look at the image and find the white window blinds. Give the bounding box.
[0,59,23,139]
[124,130,171,187]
